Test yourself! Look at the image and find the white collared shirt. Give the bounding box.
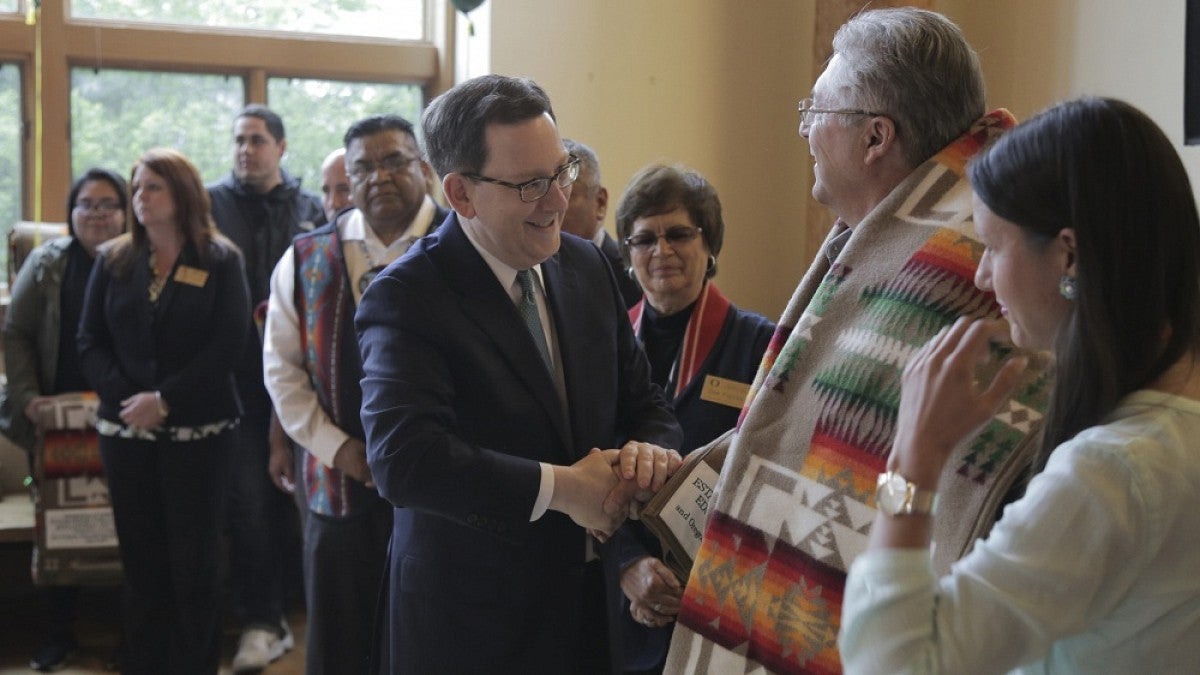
[458,221,565,522]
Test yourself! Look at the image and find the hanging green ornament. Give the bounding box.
[451,0,485,36]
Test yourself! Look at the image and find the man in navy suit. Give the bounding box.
[356,75,683,673]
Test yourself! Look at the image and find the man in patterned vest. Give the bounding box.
[663,8,1050,674]
[263,114,448,674]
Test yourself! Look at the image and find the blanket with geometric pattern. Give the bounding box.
[664,110,1052,674]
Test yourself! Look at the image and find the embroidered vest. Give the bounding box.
[293,229,377,517]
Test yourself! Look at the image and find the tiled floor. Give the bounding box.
[0,544,307,675]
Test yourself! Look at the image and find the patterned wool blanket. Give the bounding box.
[663,110,1052,674]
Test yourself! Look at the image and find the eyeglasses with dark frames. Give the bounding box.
[623,225,703,251]
[73,200,123,214]
[462,156,581,203]
[348,154,422,181]
[797,98,885,127]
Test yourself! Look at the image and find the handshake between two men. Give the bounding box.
[550,441,682,537]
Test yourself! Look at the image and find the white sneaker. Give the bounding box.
[231,620,294,672]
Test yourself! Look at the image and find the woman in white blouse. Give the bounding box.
[840,97,1200,673]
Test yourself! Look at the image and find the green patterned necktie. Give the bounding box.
[516,269,553,371]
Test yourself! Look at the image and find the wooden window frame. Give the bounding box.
[0,0,457,222]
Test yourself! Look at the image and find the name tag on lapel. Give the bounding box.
[174,266,209,287]
[699,375,750,409]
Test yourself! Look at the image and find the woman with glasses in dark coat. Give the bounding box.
[604,164,774,673]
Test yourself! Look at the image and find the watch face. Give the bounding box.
[877,473,910,515]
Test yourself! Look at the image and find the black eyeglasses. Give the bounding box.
[73,200,123,214]
[348,154,421,181]
[463,156,580,203]
[797,98,885,127]
[624,226,703,251]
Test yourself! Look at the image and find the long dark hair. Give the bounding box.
[969,97,1200,472]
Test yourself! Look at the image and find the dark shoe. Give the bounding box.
[29,634,76,672]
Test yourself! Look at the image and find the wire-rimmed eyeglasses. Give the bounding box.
[462,156,580,203]
[623,225,703,252]
[797,98,885,127]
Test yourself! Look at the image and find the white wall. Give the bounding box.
[486,1,1200,317]
[946,0,1200,191]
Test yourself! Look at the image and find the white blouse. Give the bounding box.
[840,390,1200,674]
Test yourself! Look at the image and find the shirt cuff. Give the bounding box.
[530,462,555,521]
[305,425,353,468]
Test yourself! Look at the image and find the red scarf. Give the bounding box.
[629,281,731,399]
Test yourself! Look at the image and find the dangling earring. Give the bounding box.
[706,255,717,274]
[627,267,637,280]
[1058,274,1077,300]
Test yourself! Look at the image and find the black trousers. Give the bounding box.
[226,409,296,628]
[304,497,392,675]
[100,430,230,675]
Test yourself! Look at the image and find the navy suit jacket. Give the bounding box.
[356,213,681,673]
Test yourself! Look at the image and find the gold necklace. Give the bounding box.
[148,248,168,303]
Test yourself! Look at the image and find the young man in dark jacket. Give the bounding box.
[207,104,324,673]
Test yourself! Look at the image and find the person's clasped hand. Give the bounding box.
[621,555,682,628]
[118,391,166,430]
[554,444,682,538]
[603,441,683,517]
[332,437,375,488]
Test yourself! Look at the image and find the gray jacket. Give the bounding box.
[0,237,73,452]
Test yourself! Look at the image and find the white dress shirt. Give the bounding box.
[458,222,566,522]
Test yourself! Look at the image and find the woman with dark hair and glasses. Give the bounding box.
[606,163,774,673]
[840,97,1200,672]
[0,167,127,671]
[78,148,250,674]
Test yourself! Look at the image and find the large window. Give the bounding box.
[1,63,20,246]
[72,69,244,183]
[72,0,426,41]
[0,0,444,240]
[268,78,423,191]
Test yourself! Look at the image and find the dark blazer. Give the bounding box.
[600,231,643,309]
[356,213,682,673]
[604,300,774,670]
[77,239,250,426]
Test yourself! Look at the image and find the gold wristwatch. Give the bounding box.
[875,471,938,517]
